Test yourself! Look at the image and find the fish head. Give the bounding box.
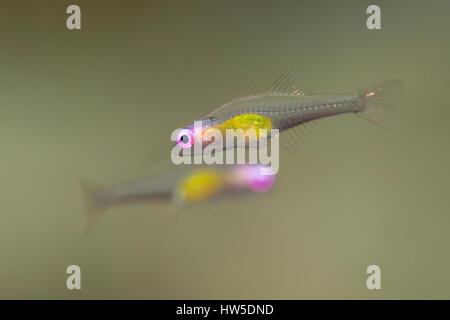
[174,116,221,155]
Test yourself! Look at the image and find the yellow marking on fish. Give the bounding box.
[177,169,223,202]
[214,114,272,138]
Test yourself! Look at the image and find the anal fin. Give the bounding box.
[279,119,317,155]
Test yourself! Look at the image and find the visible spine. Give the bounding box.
[261,94,363,130]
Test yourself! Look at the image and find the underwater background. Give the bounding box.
[1,0,450,299]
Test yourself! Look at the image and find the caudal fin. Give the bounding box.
[79,179,107,234]
[357,79,403,128]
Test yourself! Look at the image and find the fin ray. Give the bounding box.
[204,71,308,118]
[233,72,261,102]
[357,79,403,128]
[279,119,317,155]
[268,70,307,96]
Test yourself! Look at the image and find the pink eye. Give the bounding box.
[177,129,194,148]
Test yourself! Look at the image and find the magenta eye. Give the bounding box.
[177,129,194,148]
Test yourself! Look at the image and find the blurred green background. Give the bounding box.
[1,0,450,299]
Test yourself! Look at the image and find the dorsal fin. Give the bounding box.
[233,72,261,102]
[267,70,306,96]
[201,72,261,119]
[201,71,307,119]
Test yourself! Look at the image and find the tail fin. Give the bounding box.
[79,179,107,234]
[357,79,404,128]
